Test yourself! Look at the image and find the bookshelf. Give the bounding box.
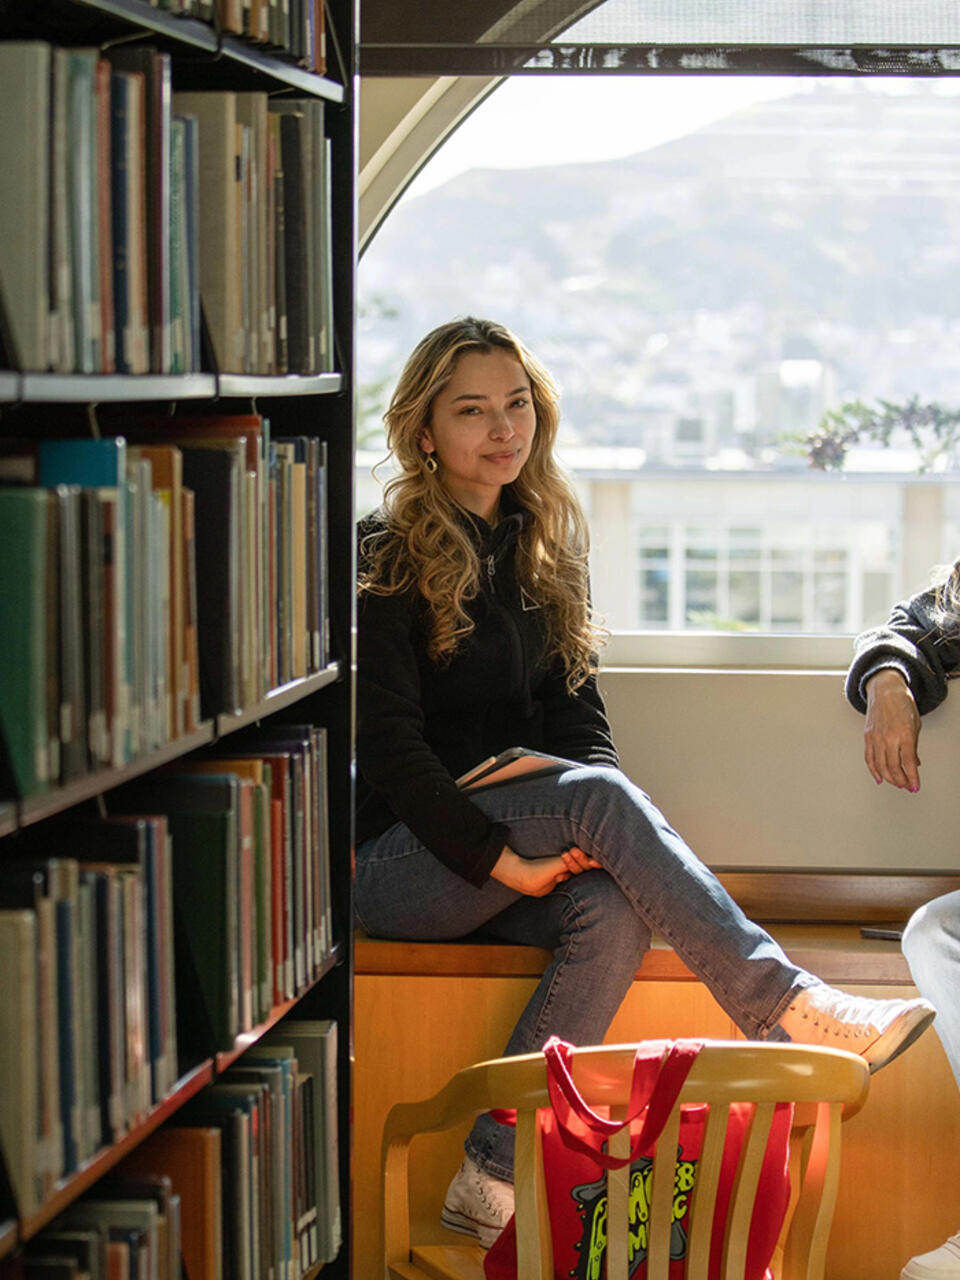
[0,0,356,1274]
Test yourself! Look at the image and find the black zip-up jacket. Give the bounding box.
[355,493,620,886]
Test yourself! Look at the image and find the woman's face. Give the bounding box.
[419,348,537,521]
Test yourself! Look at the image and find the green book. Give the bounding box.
[0,488,49,796]
[167,809,235,1057]
[111,772,240,1056]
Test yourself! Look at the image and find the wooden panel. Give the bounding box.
[356,925,914,985]
[355,934,552,977]
[716,871,960,924]
[354,974,537,1280]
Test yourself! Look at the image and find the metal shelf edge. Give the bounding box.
[215,664,341,737]
[15,725,216,830]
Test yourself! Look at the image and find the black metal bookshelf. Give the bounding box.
[0,0,356,1272]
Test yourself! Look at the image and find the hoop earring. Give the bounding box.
[424,453,438,474]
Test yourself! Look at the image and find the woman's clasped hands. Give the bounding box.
[490,844,602,896]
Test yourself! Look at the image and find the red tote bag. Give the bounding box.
[484,1037,793,1280]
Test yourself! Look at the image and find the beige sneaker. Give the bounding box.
[902,1231,960,1278]
[779,984,936,1072]
[441,1155,515,1249]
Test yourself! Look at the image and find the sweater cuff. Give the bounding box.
[459,820,512,888]
[851,658,912,711]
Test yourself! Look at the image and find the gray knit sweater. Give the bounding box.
[845,586,960,715]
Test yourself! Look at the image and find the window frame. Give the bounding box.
[359,4,960,668]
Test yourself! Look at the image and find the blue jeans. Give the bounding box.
[355,765,817,1180]
[902,890,960,1086]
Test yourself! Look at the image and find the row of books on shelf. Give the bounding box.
[155,0,327,77]
[12,1019,341,1279]
[0,724,336,1219]
[0,424,330,798]
[0,44,334,377]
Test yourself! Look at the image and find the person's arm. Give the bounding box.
[846,588,960,714]
[356,586,510,885]
[861,668,922,790]
[846,587,960,790]
[536,659,620,768]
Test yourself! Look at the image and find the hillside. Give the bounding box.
[360,82,960,446]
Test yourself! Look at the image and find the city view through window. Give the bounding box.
[358,75,960,635]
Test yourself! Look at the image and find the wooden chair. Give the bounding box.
[381,1039,870,1280]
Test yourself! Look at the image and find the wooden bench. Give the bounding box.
[353,871,960,1280]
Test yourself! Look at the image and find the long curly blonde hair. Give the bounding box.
[934,561,960,632]
[359,317,603,690]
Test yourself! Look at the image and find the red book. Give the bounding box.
[107,1240,131,1280]
[271,797,284,1006]
[237,776,254,1030]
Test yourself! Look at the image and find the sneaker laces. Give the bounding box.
[793,988,898,1038]
[468,1165,514,1220]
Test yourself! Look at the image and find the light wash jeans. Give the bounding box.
[355,765,817,1180]
[902,890,960,1086]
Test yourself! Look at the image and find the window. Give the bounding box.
[358,52,960,646]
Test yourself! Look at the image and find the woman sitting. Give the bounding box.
[356,316,935,1249]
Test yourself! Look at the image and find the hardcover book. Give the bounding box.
[0,42,51,372]
[0,489,49,796]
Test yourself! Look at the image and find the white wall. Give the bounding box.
[600,665,960,871]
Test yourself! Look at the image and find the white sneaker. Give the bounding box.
[902,1231,960,1278]
[441,1155,515,1249]
[779,984,936,1072]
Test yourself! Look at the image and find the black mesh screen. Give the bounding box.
[360,0,960,75]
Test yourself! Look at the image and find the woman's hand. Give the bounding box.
[490,845,602,897]
[863,669,922,791]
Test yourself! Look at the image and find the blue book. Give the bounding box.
[37,436,126,491]
[64,818,163,1106]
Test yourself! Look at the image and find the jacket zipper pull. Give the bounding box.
[486,554,496,582]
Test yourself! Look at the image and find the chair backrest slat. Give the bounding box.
[606,1123,632,1280]
[646,1105,683,1279]
[721,1100,777,1280]
[685,1102,730,1280]
[514,1107,553,1280]
[783,1100,843,1280]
